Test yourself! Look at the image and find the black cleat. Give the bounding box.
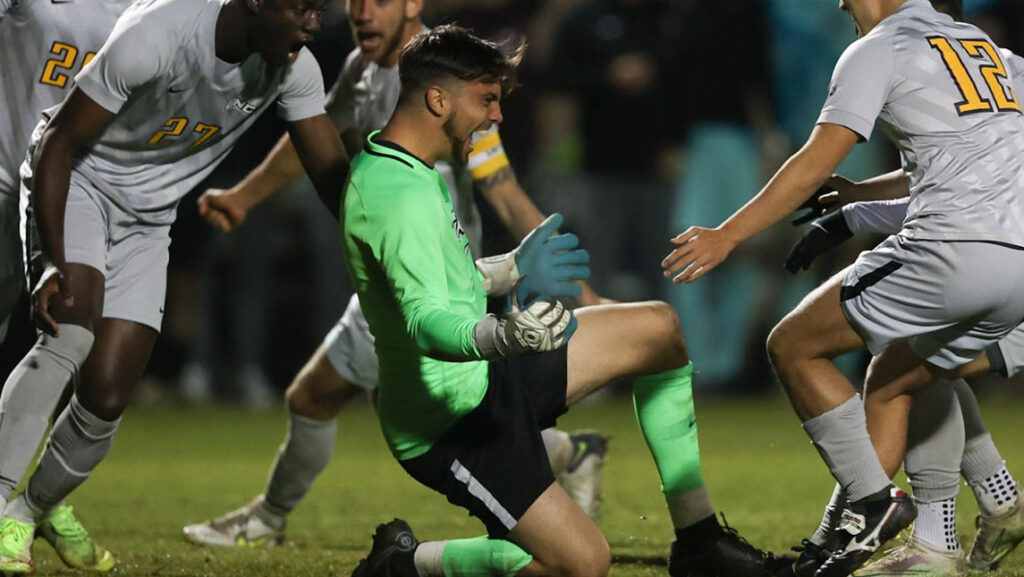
[776,539,837,577]
[814,488,917,577]
[670,515,787,577]
[351,519,419,577]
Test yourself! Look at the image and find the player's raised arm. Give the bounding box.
[288,114,350,218]
[662,122,858,283]
[30,88,115,333]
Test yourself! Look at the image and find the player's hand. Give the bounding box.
[31,263,73,337]
[662,226,737,284]
[473,296,576,359]
[784,211,854,273]
[515,214,590,304]
[792,184,841,225]
[197,188,249,233]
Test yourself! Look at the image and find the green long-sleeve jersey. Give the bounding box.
[342,132,489,460]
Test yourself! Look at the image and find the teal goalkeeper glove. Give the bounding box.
[476,213,590,303]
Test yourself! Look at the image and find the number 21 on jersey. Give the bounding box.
[929,36,1021,115]
[39,42,95,88]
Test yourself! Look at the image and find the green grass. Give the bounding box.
[28,394,1024,576]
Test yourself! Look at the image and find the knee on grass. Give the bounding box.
[545,539,611,577]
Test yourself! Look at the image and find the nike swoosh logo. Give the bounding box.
[51,0,75,4]
[168,86,189,93]
[687,417,697,428]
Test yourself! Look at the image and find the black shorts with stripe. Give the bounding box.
[399,348,569,538]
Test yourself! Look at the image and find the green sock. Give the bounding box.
[633,362,714,528]
[414,536,532,577]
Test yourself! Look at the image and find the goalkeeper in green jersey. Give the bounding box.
[343,25,782,577]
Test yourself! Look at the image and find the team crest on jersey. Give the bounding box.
[226,97,259,114]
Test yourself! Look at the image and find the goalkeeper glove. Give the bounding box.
[476,213,590,302]
[472,293,576,359]
[784,210,853,273]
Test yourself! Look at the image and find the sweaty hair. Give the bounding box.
[398,24,524,101]
[931,0,963,20]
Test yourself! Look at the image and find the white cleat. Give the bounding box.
[967,488,1024,572]
[182,496,285,548]
[556,430,608,519]
[854,536,966,577]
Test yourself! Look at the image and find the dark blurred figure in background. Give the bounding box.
[542,0,683,301]
[663,0,782,390]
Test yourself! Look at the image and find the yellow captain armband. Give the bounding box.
[467,126,510,180]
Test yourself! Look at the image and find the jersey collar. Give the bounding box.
[366,131,434,171]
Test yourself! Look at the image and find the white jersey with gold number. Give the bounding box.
[26,0,325,225]
[0,0,132,197]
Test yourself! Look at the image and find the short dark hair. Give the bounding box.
[931,0,963,20]
[398,24,524,101]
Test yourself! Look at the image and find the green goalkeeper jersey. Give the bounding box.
[342,132,489,460]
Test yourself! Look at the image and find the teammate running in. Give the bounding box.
[0,0,348,571]
[183,0,608,549]
[0,0,133,570]
[342,25,781,577]
[780,4,1024,571]
[663,0,1024,575]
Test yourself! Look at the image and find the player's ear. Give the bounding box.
[405,0,423,20]
[424,85,447,118]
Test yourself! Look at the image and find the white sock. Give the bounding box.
[912,497,960,552]
[971,465,1019,518]
[540,429,572,475]
[413,541,447,577]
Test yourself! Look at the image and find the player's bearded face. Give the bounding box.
[442,80,503,165]
[346,0,408,64]
[254,0,324,67]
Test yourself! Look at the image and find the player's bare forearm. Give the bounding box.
[477,166,545,241]
[34,88,115,267]
[288,115,350,218]
[721,124,859,244]
[234,133,306,209]
[840,169,909,203]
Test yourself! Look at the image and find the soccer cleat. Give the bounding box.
[670,515,786,577]
[556,430,608,519]
[37,504,115,572]
[815,487,918,577]
[0,517,35,574]
[182,496,286,548]
[852,536,966,577]
[777,539,843,577]
[967,488,1024,571]
[351,519,419,577]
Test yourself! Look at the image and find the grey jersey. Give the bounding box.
[818,0,1024,248]
[30,0,325,224]
[0,0,132,197]
[840,44,1024,240]
[325,46,483,255]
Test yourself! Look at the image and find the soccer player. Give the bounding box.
[0,0,132,570]
[0,0,349,572]
[342,25,781,577]
[662,0,1024,575]
[182,0,608,549]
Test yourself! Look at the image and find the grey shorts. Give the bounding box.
[988,324,1024,378]
[21,173,170,332]
[840,235,1024,370]
[323,294,379,390]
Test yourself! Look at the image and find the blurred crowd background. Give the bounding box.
[3,0,1022,406]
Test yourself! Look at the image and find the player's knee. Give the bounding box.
[766,319,799,372]
[75,385,130,421]
[643,301,688,367]
[561,538,611,577]
[285,361,352,420]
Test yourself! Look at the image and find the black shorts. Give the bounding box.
[399,348,569,538]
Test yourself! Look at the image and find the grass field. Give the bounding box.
[27,393,1024,577]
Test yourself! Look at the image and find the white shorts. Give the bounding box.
[840,235,1024,370]
[323,294,378,390]
[22,174,170,332]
